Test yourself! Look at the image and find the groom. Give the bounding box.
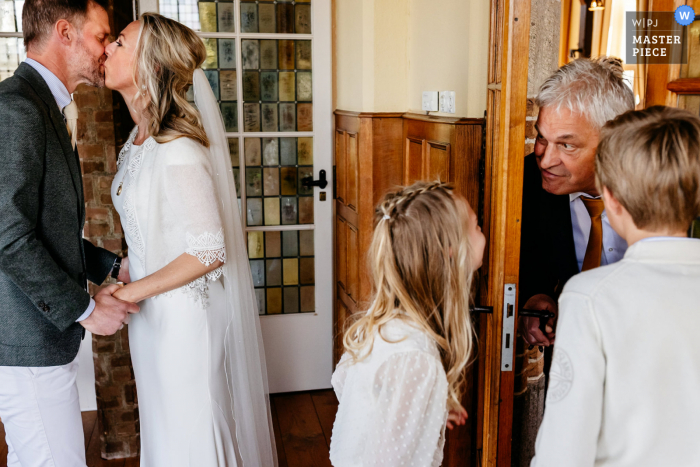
[0,0,139,466]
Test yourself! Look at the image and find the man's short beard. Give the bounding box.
[75,37,105,88]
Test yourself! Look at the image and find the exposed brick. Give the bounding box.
[95,340,116,354]
[97,123,114,141]
[526,98,539,117]
[85,222,110,238]
[105,441,126,454]
[86,207,109,222]
[75,92,99,108]
[82,160,106,174]
[78,144,104,159]
[525,142,535,156]
[102,238,123,252]
[100,193,114,205]
[83,178,95,204]
[95,110,114,123]
[110,354,131,368]
[525,119,537,139]
[112,367,132,383]
[98,175,115,190]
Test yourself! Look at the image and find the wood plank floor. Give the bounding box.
[0,389,338,467]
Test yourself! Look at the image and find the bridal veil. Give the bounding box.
[193,68,278,467]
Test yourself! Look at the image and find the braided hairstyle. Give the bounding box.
[343,181,476,410]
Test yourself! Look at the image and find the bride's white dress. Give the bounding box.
[112,136,239,467]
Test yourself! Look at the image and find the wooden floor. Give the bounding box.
[0,389,338,467]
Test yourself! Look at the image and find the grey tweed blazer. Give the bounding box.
[0,63,117,367]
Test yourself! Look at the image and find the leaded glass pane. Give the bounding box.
[241,40,313,132]
[247,230,314,314]
[240,1,312,34]
[160,0,235,32]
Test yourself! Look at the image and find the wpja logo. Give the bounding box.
[626,10,692,64]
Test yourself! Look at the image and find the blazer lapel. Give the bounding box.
[14,63,84,206]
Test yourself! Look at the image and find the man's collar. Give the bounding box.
[24,58,72,112]
[569,192,601,202]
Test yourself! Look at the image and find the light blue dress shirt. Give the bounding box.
[569,192,628,271]
[24,59,96,322]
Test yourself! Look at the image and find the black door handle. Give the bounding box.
[302,169,328,189]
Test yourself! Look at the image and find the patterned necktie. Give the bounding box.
[581,197,605,271]
[63,100,78,150]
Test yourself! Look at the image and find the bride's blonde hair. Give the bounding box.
[343,181,476,410]
[133,13,209,147]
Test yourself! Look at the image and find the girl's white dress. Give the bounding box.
[112,132,239,467]
[329,318,449,467]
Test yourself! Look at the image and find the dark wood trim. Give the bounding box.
[667,78,700,94]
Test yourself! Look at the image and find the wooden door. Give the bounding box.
[477,0,532,465]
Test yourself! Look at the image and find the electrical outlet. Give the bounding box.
[422,91,438,112]
[439,91,456,113]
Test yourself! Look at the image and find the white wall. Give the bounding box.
[335,0,490,118]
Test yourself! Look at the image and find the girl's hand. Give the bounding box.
[446,405,468,430]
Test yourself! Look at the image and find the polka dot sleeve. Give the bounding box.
[362,351,449,467]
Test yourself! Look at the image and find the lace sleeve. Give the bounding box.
[362,351,449,467]
[163,147,226,268]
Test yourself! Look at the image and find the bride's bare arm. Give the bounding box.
[112,254,223,303]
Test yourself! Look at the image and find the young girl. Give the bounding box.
[330,181,486,467]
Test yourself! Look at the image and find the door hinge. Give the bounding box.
[501,283,516,371]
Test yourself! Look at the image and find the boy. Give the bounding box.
[531,106,700,467]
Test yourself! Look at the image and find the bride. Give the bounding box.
[103,13,277,467]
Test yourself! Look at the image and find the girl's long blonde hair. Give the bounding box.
[134,13,209,147]
[343,181,476,410]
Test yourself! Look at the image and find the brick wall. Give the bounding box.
[75,81,139,459]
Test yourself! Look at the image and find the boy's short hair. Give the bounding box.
[597,106,700,232]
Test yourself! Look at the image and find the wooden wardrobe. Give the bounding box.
[333,110,484,364]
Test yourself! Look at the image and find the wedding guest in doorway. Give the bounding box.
[519,56,634,347]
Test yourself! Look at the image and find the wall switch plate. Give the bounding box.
[439,91,456,113]
[422,91,439,111]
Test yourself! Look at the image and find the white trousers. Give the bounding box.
[0,359,87,467]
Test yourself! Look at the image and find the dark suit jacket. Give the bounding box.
[0,63,116,367]
[518,154,579,309]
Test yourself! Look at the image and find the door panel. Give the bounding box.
[405,138,424,185]
[335,130,346,203]
[347,225,359,301]
[346,133,359,211]
[427,142,450,181]
[336,216,347,291]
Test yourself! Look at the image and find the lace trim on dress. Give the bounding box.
[117,128,138,170]
[170,229,227,307]
[185,229,226,266]
[121,134,155,261]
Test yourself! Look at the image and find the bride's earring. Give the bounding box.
[141,84,147,96]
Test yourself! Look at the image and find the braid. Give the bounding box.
[378,181,453,222]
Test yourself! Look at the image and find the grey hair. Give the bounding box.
[535,56,635,130]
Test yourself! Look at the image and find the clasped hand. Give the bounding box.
[80,257,139,336]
